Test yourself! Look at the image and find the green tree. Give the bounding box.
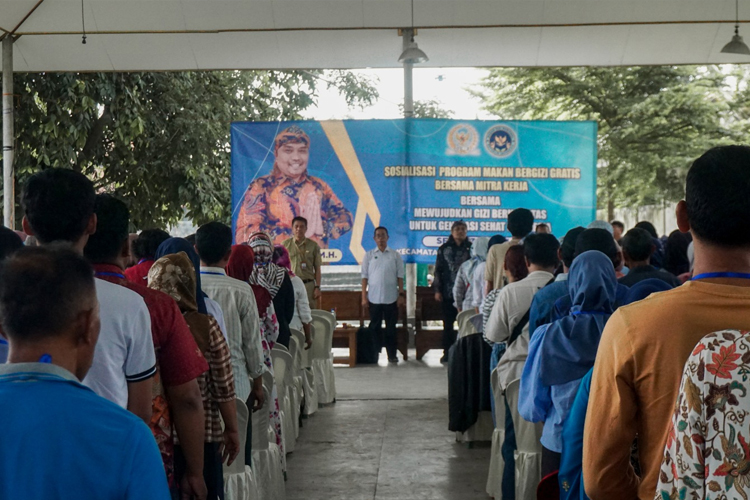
[399,99,454,118]
[473,67,730,219]
[0,70,377,228]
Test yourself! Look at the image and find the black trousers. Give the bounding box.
[542,446,562,477]
[244,393,254,467]
[441,299,458,353]
[369,301,398,359]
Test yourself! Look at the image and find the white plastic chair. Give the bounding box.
[271,344,296,455]
[486,365,506,499]
[309,312,336,404]
[286,334,304,438]
[223,398,260,500]
[250,385,285,500]
[456,308,474,333]
[295,324,318,416]
[506,378,543,500]
[458,313,481,339]
[311,308,336,333]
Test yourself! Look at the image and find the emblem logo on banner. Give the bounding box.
[484,124,518,158]
[446,123,480,156]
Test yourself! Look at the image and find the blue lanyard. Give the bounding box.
[137,258,151,265]
[96,271,125,279]
[692,272,750,281]
[200,271,224,276]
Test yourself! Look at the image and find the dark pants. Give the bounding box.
[173,443,225,500]
[441,299,458,354]
[369,301,398,359]
[245,393,254,467]
[542,446,561,477]
[501,396,517,500]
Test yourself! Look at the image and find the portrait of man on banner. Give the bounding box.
[235,125,353,248]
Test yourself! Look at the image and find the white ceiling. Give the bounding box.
[2,0,750,71]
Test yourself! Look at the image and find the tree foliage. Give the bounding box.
[473,66,732,218]
[0,70,378,229]
[399,99,454,118]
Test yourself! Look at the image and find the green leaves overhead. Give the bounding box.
[0,70,378,229]
[473,66,735,218]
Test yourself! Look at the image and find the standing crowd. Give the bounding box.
[1,144,750,500]
[434,145,750,500]
[0,168,323,499]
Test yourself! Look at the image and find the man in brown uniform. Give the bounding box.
[283,216,322,308]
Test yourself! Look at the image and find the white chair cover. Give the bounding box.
[294,324,318,416]
[506,378,543,500]
[456,308,474,333]
[310,311,336,404]
[271,345,296,455]
[223,399,260,500]
[249,386,285,500]
[486,366,506,499]
[261,370,286,473]
[286,335,303,439]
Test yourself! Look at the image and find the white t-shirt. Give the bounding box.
[205,296,229,342]
[83,279,156,408]
[290,275,313,331]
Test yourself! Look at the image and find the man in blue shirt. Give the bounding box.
[0,246,170,500]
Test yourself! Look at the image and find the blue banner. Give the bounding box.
[231,119,597,264]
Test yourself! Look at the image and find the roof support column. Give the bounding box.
[402,28,414,118]
[2,37,14,229]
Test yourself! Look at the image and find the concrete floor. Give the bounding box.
[285,349,492,500]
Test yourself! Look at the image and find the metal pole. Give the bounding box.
[2,37,14,229]
[402,28,417,330]
[402,28,414,118]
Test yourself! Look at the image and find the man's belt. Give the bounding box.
[302,279,315,284]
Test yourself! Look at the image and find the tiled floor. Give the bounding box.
[285,349,492,500]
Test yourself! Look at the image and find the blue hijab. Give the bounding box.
[155,237,208,315]
[539,251,617,387]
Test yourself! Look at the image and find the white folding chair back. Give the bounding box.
[486,365,506,498]
[311,309,336,332]
[309,312,336,404]
[456,309,474,332]
[506,378,543,500]
[224,398,250,475]
[250,383,286,500]
[458,313,481,338]
[271,345,296,454]
[252,384,271,452]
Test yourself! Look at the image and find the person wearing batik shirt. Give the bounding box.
[657,329,750,500]
[84,195,208,498]
[235,125,353,248]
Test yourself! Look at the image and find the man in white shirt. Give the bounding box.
[485,233,560,390]
[361,226,405,363]
[195,222,266,465]
[21,168,156,423]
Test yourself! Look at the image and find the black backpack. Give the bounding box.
[356,326,380,364]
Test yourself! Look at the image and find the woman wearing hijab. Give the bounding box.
[148,252,239,500]
[246,233,295,348]
[226,244,286,471]
[519,250,618,476]
[663,229,692,281]
[558,278,673,500]
[453,236,489,312]
[154,237,230,339]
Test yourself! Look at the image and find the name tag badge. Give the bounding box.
[301,262,308,270]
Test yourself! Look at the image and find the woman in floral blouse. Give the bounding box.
[657,329,750,500]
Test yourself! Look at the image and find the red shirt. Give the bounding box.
[125,259,155,286]
[93,263,208,386]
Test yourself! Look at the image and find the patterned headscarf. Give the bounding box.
[247,233,287,298]
[154,237,208,315]
[226,244,273,315]
[148,252,211,352]
[274,125,310,155]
